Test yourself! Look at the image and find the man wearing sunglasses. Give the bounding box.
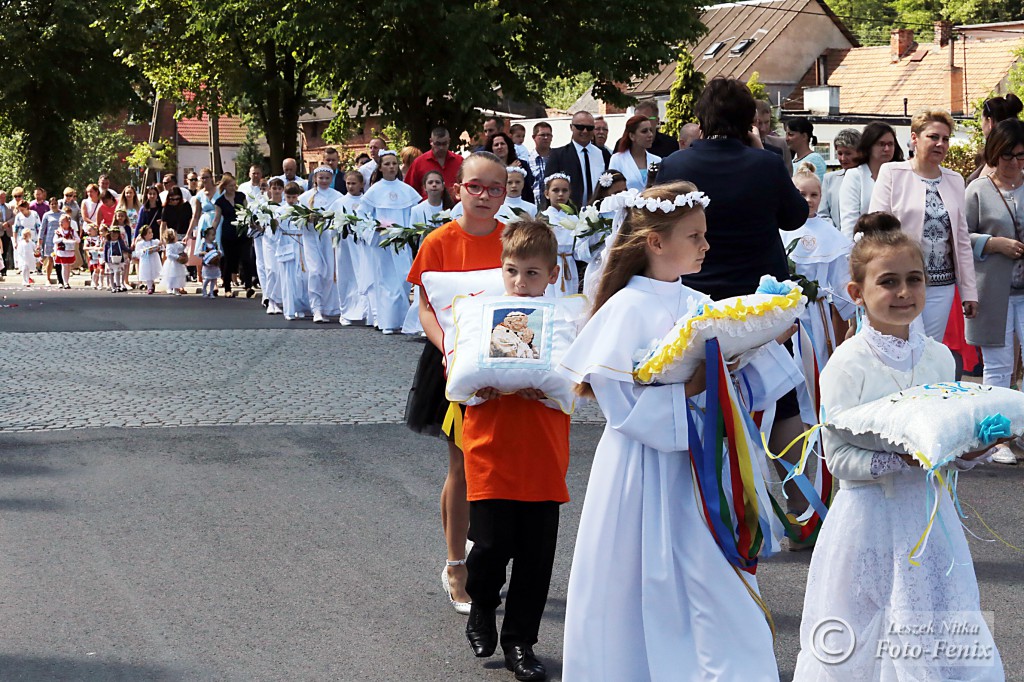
[544,111,610,208]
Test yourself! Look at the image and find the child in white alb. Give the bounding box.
[197,227,222,298]
[496,166,537,223]
[540,174,577,297]
[16,229,36,286]
[792,212,1002,681]
[161,228,188,295]
[134,225,162,294]
[85,226,104,289]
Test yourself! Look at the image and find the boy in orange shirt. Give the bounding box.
[463,219,570,682]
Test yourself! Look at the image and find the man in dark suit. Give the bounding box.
[543,111,611,208]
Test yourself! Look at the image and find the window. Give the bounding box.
[703,41,726,59]
[729,38,755,57]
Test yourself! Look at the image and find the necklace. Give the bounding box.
[644,276,686,323]
[993,173,1024,191]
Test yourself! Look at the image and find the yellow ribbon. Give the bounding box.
[441,402,464,450]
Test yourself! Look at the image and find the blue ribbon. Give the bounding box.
[975,414,1011,446]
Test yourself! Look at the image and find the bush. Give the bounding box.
[945,143,981,180]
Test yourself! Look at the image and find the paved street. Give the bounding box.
[2,287,1023,681]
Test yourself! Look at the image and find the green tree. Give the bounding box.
[312,0,706,148]
[63,119,134,193]
[234,131,268,178]
[104,0,322,171]
[663,50,705,137]
[0,131,30,191]
[0,0,142,193]
[542,73,595,112]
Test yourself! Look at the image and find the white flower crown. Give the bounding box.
[598,187,710,215]
[506,166,527,177]
[598,172,615,188]
[545,172,571,186]
[313,165,334,176]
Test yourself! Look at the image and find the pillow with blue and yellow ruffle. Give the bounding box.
[634,276,806,385]
[827,382,1024,469]
[445,294,588,414]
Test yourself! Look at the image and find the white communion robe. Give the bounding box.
[542,206,579,297]
[329,195,369,323]
[495,196,537,222]
[247,194,277,306]
[298,186,343,317]
[401,199,446,334]
[335,193,376,324]
[271,207,311,319]
[780,217,856,422]
[555,275,781,682]
[361,179,421,331]
[792,328,1003,681]
[260,203,282,307]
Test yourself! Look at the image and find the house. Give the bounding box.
[622,0,859,113]
[782,21,1024,162]
[787,22,1024,117]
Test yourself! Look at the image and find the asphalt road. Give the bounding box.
[1,286,1023,681]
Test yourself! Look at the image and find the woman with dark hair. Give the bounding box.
[656,76,812,532]
[839,121,903,237]
[965,120,1024,418]
[967,94,1024,183]
[135,185,163,243]
[484,131,535,203]
[159,186,195,281]
[609,114,661,191]
[785,117,826,181]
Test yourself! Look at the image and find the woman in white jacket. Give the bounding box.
[839,121,902,238]
[609,114,661,192]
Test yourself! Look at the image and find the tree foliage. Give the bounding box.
[542,73,595,112]
[664,51,705,137]
[311,0,706,148]
[824,0,1024,46]
[0,0,142,192]
[103,0,321,171]
[234,131,268,178]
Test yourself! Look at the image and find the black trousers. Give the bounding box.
[466,500,559,648]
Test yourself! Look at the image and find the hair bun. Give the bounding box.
[1008,93,1024,117]
[854,211,901,237]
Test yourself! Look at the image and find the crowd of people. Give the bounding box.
[1,78,1019,680]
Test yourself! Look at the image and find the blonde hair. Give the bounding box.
[163,227,178,242]
[590,181,704,316]
[793,162,820,188]
[910,109,955,136]
[500,218,558,268]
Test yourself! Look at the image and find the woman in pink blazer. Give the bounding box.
[869,109,978,340]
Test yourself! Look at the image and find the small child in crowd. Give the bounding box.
[84,225,104,289]
[16,229,36,286]
[134,225,162,294]
[540,174,577,297]
[197,226,222,298]
[496,167,537,223]
[103,226,129,292]
[161,228,188,295]
[462,218,568,682]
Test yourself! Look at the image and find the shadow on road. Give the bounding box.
[0,655,185,681]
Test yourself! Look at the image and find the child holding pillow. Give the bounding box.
[793,212,1003,680]
[556,181,781,680]
[461,218,568,682]
[405,152,509,617]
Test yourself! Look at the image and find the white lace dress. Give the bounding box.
[793,324,1003,681]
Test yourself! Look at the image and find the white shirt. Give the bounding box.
[237,181,265,204]
[358,160,378,187]
[573,141,605,205]
[273,174,308,191]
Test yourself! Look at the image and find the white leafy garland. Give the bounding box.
[598,187,710,215]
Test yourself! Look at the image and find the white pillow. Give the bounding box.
[445,294,587,414]
[634,286,806,385]
[420,268,505,363]
[827,381,1024,468]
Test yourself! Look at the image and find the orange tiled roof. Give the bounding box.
[176,112,249,146]
[813,38,1023,116]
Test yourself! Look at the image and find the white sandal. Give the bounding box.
[442,559,472,615]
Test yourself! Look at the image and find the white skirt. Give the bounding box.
[161,257,187,290]
[138,252,162,282]
[793,469,1003,681]
[562,425,779,681]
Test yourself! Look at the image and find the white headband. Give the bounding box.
[506,166,527,177]
[313,165,334,176]
[545,172,571,186]
[598,187,710,215]
[378,149,399,158]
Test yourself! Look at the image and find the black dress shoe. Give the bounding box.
[465,606,497,657]
[503,645,546,681]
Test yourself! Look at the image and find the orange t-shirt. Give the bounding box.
[462,395,571,503]
[407,220,504,290]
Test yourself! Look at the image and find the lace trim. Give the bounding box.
[870,452,908,478]
[861,319,925,371]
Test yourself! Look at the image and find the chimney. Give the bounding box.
[890,28,915,62]
[948,65,965,116]
[934,20,952,48]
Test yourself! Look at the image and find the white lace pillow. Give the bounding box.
[634,286,806,385]
[828,382,1024,468]
[420,268,505,363]
[445,295,587,414]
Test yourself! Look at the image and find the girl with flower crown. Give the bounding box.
[496,166,537,222]
[298,166,344,323]
[556,181,783,681]
[541,173,579,296]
